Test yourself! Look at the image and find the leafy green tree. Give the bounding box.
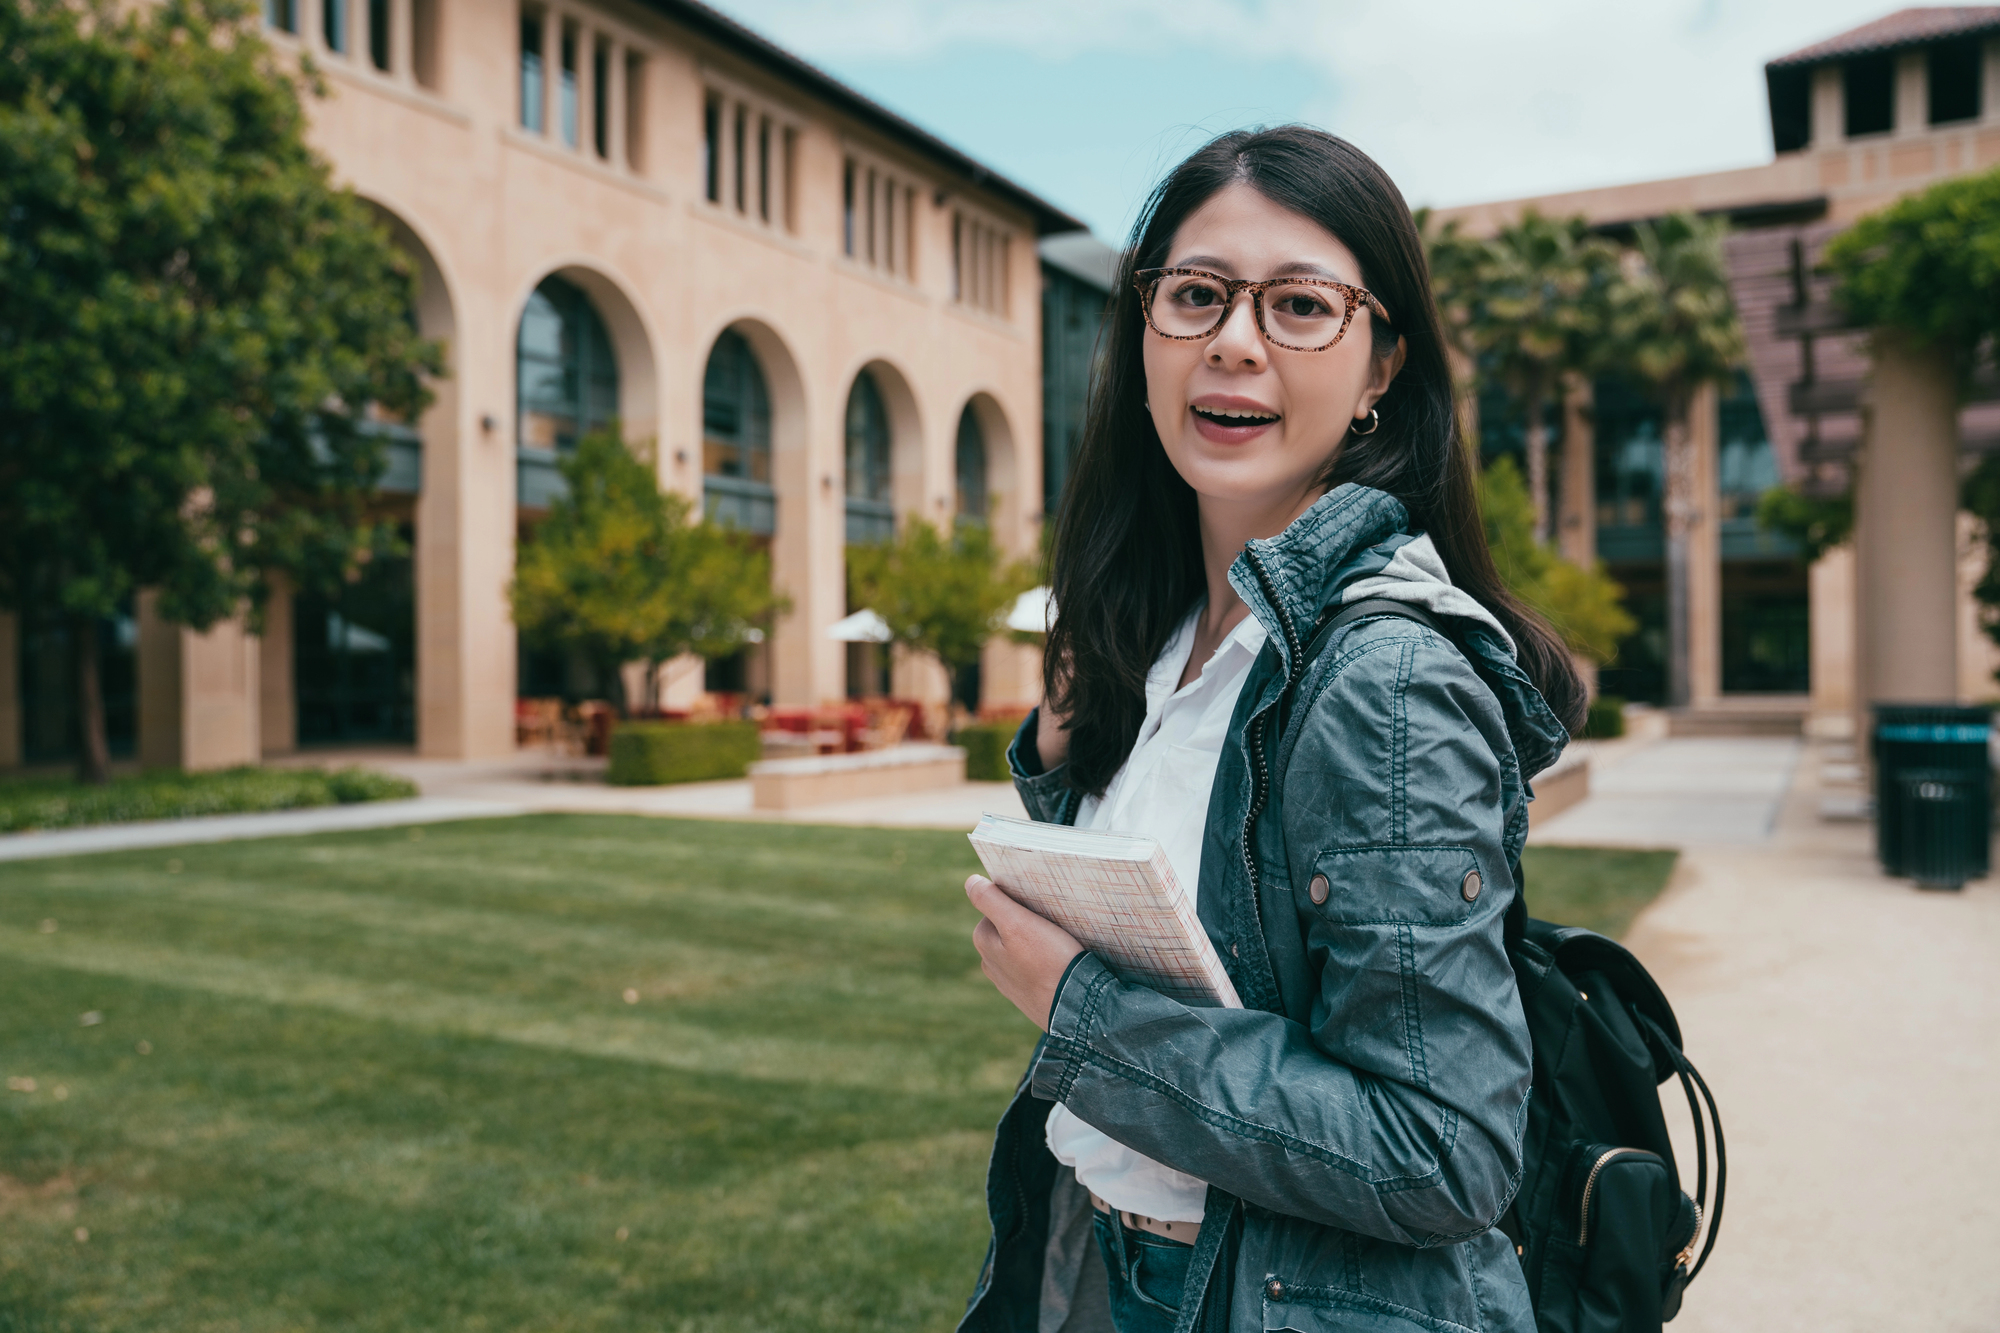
[510,428,784,714]
[1755,485,1853,566]
[1479,457,1636,664]
[846,517,1038,705]
[1822,165,2000,378]
[1607,213,1746,707]
[1440,212,1619,543]
[0,0,441,781]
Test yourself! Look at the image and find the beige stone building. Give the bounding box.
[0,0,1086,771]
[1436,7,2000,734]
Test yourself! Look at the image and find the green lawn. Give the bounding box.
[0,817,1675,1332]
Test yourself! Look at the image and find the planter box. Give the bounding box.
[607,721,762,786]
[951,722,1016,782]
[749,744,966,811]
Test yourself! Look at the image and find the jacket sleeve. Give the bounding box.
[1007,707,1078,825]
[1028,628,1533,1247]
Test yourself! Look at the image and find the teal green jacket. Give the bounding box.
[960,484,1568,1333]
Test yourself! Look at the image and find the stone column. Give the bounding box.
[390,0,413,82]
[137,595,262,771]
[1687,381,1723,706]
[1557,376,1595,567]
[0,612,19,769]
[1810,65,1843,148]
[1855,332,1959,716]
[260,580,297,757]
[1808,545,1857,737]
[577,26,596,157]
[1894,52,1926,136]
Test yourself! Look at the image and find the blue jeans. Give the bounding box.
[1092,1209,1194,1333]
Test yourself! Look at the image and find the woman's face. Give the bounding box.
[1143,181,1403,517]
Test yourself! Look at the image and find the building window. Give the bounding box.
[592,39,610,158]
[558,23,579,149]
[1844,53,1894,137]
[520,12,545,133]
[703,330,776,536]
[517,275,618,508]
[702,86,795,232]
[955,405,987,522]
[323,0,348,54]
[845,371,894,544]
[624,53,646,172]
[265,0,297,34]
[1928,37,1984,125]
[412,0,440,88]
[953,211,1010,315]
[841,153,916,279]
[1768,65,1811,153]
[368,0,390,70]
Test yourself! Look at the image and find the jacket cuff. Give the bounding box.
[1008,708,1074,820]
[1031,951,1116,1103]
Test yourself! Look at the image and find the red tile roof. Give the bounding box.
[1768,7,2000,69]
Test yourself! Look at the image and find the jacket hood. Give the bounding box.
[1229,483,1571,778]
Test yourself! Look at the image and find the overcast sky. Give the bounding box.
[703,0,1911,239]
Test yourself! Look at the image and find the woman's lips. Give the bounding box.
[1190,404,1280,445]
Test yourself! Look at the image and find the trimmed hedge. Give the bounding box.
[1581,695,1627,740]
[952,722,1016,782]
[607,720,762,786]
[0,766,417,834]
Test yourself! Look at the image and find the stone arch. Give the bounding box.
[956,391,1023,543]
[843,357,926,533]
[683,317,813,708]
[511,259,660,459]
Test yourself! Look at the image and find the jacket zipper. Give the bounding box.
[1238,548,1303,955]
[1576,1147,1647,1245]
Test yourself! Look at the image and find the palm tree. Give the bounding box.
[1457,212,1620,544]
[1609,213,1746,708]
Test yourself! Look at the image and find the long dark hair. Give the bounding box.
[1045,126,1585,796]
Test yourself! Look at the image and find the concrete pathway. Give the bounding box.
[0,748,1028,862]
[1538,733,2000,1330]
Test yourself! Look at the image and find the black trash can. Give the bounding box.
[1873,704,1992,885]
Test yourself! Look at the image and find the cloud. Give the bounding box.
[710,0,1902,227]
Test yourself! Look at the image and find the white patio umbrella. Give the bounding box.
[826,608,893,642]
[1005,586,1053,634]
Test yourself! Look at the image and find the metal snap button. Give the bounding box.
[1461,869,1482,902]
[1308,873,1329,905]
[1265,1278,1285,1301]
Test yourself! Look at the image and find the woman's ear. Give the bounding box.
[1358,337,1408,415]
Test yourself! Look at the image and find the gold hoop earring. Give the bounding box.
[1351,409,1380,437]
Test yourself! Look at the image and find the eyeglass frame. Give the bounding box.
[1131,267,1392,353]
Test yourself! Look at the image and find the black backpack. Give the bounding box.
[1282,599,1726,1333]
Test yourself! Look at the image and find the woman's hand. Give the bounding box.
[967,875,1085,1031]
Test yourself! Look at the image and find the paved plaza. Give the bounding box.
[1540,733,2000,1332]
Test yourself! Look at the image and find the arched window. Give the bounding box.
[844,371,893,543]
[955,404,987,522]
[517,275,618,507]
[702,330,775,535]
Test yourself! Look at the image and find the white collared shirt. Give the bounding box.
[1043,604,1267,1224]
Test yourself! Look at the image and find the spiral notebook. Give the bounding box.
[967,813,1242,1008]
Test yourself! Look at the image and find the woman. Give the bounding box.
[960,126,1582,1333]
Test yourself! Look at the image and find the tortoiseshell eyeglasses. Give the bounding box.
[1133,267,1391,353]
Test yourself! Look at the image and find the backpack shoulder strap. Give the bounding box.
[1276,596,1448,743]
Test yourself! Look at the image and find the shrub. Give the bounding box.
[607,721,762,786]
[0,766,417,834]
[952,721,1017,782]
[1581,695,1627,740]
